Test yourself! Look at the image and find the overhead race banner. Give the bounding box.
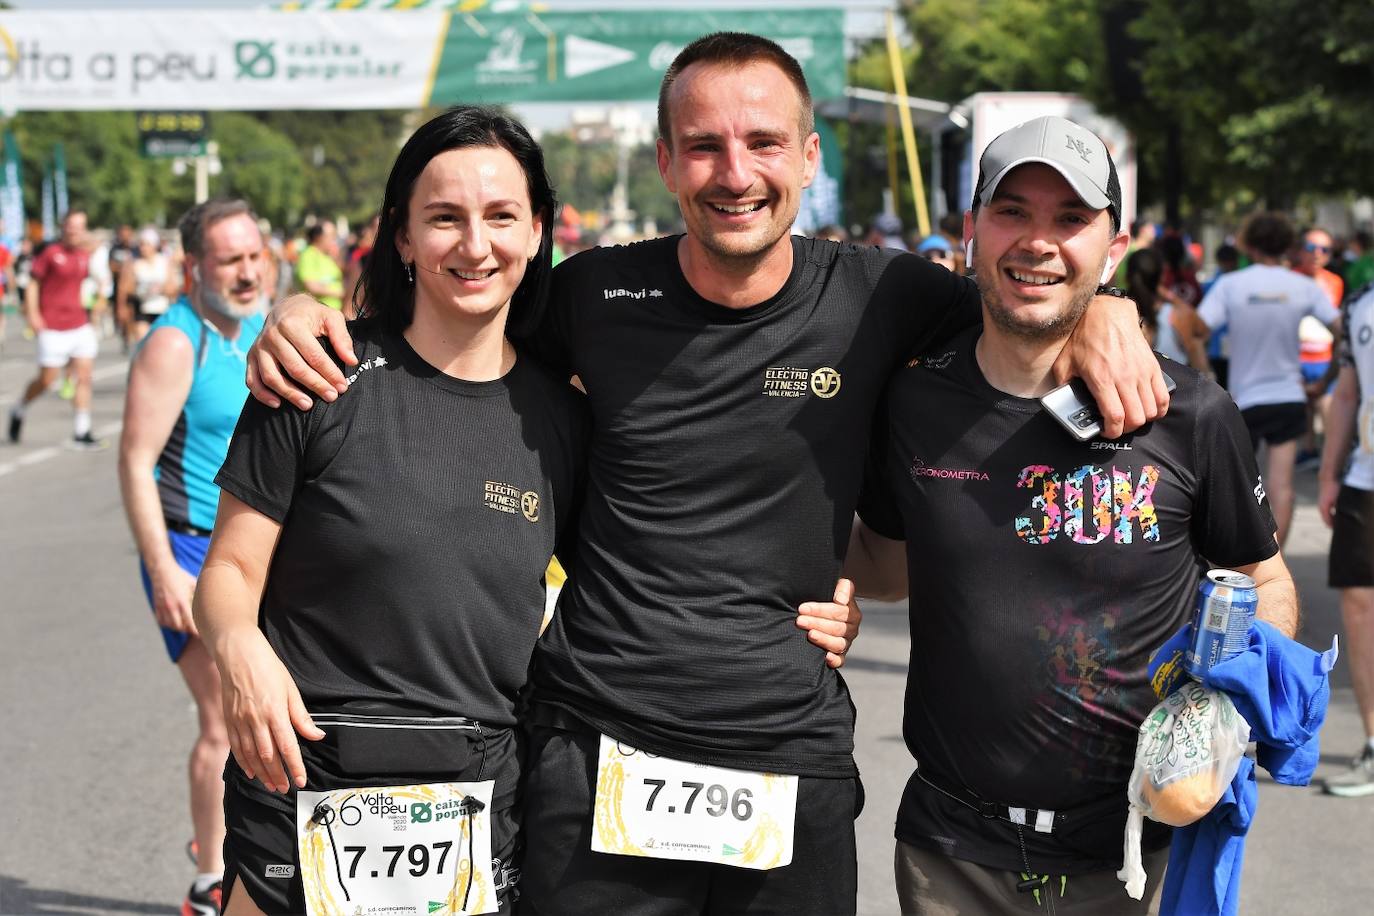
[0,11,449,111]
[0,9,845,111]
[431,9,845,104]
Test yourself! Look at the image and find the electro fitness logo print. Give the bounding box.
[762,365,842,399]
[484,480,540,522]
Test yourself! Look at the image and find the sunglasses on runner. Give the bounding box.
[1305,242,1331,254]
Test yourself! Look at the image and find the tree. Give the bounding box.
[208,113,308,230]
[846,0,1108,227]
[8,112,176,227]
[251,110,411,225]
[1121,0,1374,213]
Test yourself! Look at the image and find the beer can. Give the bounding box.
[1185,569,1258,679]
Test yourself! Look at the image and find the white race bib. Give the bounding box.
[590,735,797,870]
[1359,397,1374,454]
[295,781,497,916]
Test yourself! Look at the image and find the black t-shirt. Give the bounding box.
[216,320,588,727]
[857,328,1278,873]
[526,234,981,777]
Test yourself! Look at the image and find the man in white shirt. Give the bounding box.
[1196,211,1339,545]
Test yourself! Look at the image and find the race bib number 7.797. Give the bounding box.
[295,781,496,916]
[591,735,797,870]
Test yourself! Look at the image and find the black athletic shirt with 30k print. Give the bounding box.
[528,234,981,777]
[857,328,1278,872]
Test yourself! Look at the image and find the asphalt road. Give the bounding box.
[1,323,1368,915]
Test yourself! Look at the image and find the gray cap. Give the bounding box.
[973,116,1121,229]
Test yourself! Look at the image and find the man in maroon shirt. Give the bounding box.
[9,210,103,448]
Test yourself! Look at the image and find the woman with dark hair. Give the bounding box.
[193,106,588,915]
[1127,246,1209,370]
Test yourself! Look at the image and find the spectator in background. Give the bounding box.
[867,211,908,250]
[343,213,378,318]
[1347,230,1374,293]
[1195,211,1339,546]
[0,219,14,343]
[1127,246,1209,371]
[295,220,343,310]
[814,223,849,244]
[1114,216,1157,285]
[915,234,955,272]
[1294,227,1344,463]
[938,211,966,274]
[9,210,104,449]
[115,227,178,348]
[1202,242,1241,388]
[1157,231,1202,307]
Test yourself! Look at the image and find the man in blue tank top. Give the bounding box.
[117,199,267,916]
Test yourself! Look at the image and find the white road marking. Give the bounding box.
[0,421,123,478]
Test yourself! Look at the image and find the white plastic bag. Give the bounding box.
[1117,681,1250,899]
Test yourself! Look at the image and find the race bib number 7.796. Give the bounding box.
[591,735,797,870]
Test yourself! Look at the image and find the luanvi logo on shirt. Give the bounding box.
[603,288,663,299]
[762,366,843,399]
[485,480,540,522]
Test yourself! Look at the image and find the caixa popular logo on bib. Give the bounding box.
[761,366,842,399]
[484,480,540,522]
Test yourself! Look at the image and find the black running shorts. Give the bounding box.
[222,710,522,915]
[1330,484,1374,588]
[1240,402,1307,448]
[519,718,863,916]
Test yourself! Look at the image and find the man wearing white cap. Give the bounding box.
[845,116,1299,913]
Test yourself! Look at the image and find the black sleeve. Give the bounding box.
[870,252,983,359]
[1190,381,1280,567]
[551,389,590,574]
[854,389,905,540]
[215,395,315,523]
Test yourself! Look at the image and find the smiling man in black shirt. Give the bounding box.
[848,116,1298,914]
[243,40,1171,916]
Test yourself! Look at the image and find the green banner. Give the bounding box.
[431,9,846,105]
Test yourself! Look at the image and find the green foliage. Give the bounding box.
[208,112,308,230]
[8,112,176,227]
[901,0,1106,102]
[250,110,410,224]
[1127,0,1374,210]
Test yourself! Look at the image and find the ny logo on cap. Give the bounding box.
[1065,135,1093,163]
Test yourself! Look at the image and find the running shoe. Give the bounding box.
[6,409,19,444]
[58,376,75,400]
[68,431,107,451]
[1324,746,1374,797]
[181,879,222,916]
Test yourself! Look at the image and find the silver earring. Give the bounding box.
[405,261,413,283]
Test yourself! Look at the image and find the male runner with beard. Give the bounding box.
[117,199,268,916]
[847,117,1296,914]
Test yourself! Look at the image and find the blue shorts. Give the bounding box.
[1301,360,1331,384]
[139,529,210,663]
